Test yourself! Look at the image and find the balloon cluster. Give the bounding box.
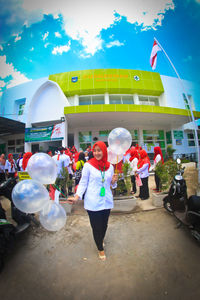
[107,127,132,164]
[12,153,67,231]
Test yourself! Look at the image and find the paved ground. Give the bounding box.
[0,166,199,300]
[1,208,200,300]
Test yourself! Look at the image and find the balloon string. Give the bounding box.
[115,155,118,174]
[52,184,68,199]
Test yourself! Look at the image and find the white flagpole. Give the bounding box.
[154,37,200,184]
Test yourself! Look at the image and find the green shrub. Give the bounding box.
[155,160,179,191]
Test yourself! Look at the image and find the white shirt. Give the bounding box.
[137,163,149,178]
[150,154,161,171]
[76,163,117,211]
[5,159,16,173]
[52,154,70,178]
[129,158,138,175]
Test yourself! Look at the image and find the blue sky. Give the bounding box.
[0,0,200,97]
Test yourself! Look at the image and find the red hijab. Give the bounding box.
[8,153,14,169]
[137,150,151,170]
[129,149,140,162]
[88,141,110,171]
[22,152,32,171]
[153,146,164,164]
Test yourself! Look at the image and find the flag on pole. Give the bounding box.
[150,39,161,70]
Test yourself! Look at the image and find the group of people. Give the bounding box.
[0,142,164,262]
[128,145,164,200]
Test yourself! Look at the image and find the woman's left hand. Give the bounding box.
[111,174,118,185]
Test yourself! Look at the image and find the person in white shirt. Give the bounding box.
[129,149,139,194]
[5,153,16,178]
[136,150,150,200]
[68,141,118,261]
[150,146,164,192]
[52,148,71,196]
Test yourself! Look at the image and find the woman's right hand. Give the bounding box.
[67,195,79,205]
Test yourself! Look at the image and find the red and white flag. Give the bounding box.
[150,39,161,70]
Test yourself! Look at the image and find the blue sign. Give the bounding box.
[71,76,78,83]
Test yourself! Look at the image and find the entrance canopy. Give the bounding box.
[0,117,25,136]
[64,105,200,130]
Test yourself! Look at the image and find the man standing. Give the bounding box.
[52,147,71,196]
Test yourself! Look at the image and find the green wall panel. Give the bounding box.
[49,68,164,97]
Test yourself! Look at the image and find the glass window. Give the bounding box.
[139,96,159,106]
[18,103,25,115]
[122,95,134,104]
[110,95,121,104]
[92,95,104,105]
[188,140,195,147]
[7,147,15,153]
[79,131,92,143]
[143,130,165,149]
[79,96,91,105]
[16,139,24,145]
[79,143,91,151]
[99,130,111,137]
[8,140,15,146]
[166,131,172,144]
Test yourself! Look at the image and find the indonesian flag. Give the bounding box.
[150,40,161,70]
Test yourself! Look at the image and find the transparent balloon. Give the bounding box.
[108,127,132,155]
[12,179,49,213]
[27,152,57,184]
[39,200,67,231]
[107,147,123,164]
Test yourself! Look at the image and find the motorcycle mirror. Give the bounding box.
[177,158,181,164]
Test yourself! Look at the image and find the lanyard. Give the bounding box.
[99,166,105,197]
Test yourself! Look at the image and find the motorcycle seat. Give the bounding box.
[188,195,200,212]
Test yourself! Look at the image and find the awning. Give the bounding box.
[0,117,25,136]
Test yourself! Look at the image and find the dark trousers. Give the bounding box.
[155,172,160,191]
[87,209,110,251]
[131,175,137,193]
[0,173,6,183]
[139,177,149,200]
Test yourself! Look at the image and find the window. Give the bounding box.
[109,95,134,104]
[139,96,159,106]
[187,131,200,147]
[143,130,165,149]
[79,95,104,105]
[15,98,26,116]
[7,138,24,155]
[18,104,25,115]
[79,131,92,151]
[183,94,195,110]
[129,129,138,145]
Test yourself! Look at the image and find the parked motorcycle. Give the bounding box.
[163,158,200,242]
[0,176,39,272]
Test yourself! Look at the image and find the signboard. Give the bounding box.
[18,172,31,180]
[176,139,182,145]
[143,143,159,153]
[25,123,64,142]
[173,131,183,139]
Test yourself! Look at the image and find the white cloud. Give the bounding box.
[55,32,61,38]
[21,0,175,56]
[0,55,31,90]
[52,41,71,55]
[44,43,50,48]
[106,40,125,48]
[30,47,34,51]
[14,35,21,42]
[0,45,3,51]
[42,32,49,41]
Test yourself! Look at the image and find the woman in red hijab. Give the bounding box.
[68,141,118,261]
[129,149,140,194]
[5,153,17,178]
[22,152,32,171]
[136,150,151,200]
[151,146,164,192]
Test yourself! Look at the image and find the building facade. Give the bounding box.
[0,69,200,160]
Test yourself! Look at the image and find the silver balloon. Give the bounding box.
[39,200,67,231]
[107,147,123,164]
[108,127,132,155]
[12,179,49,213]
[27,152,57,184]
